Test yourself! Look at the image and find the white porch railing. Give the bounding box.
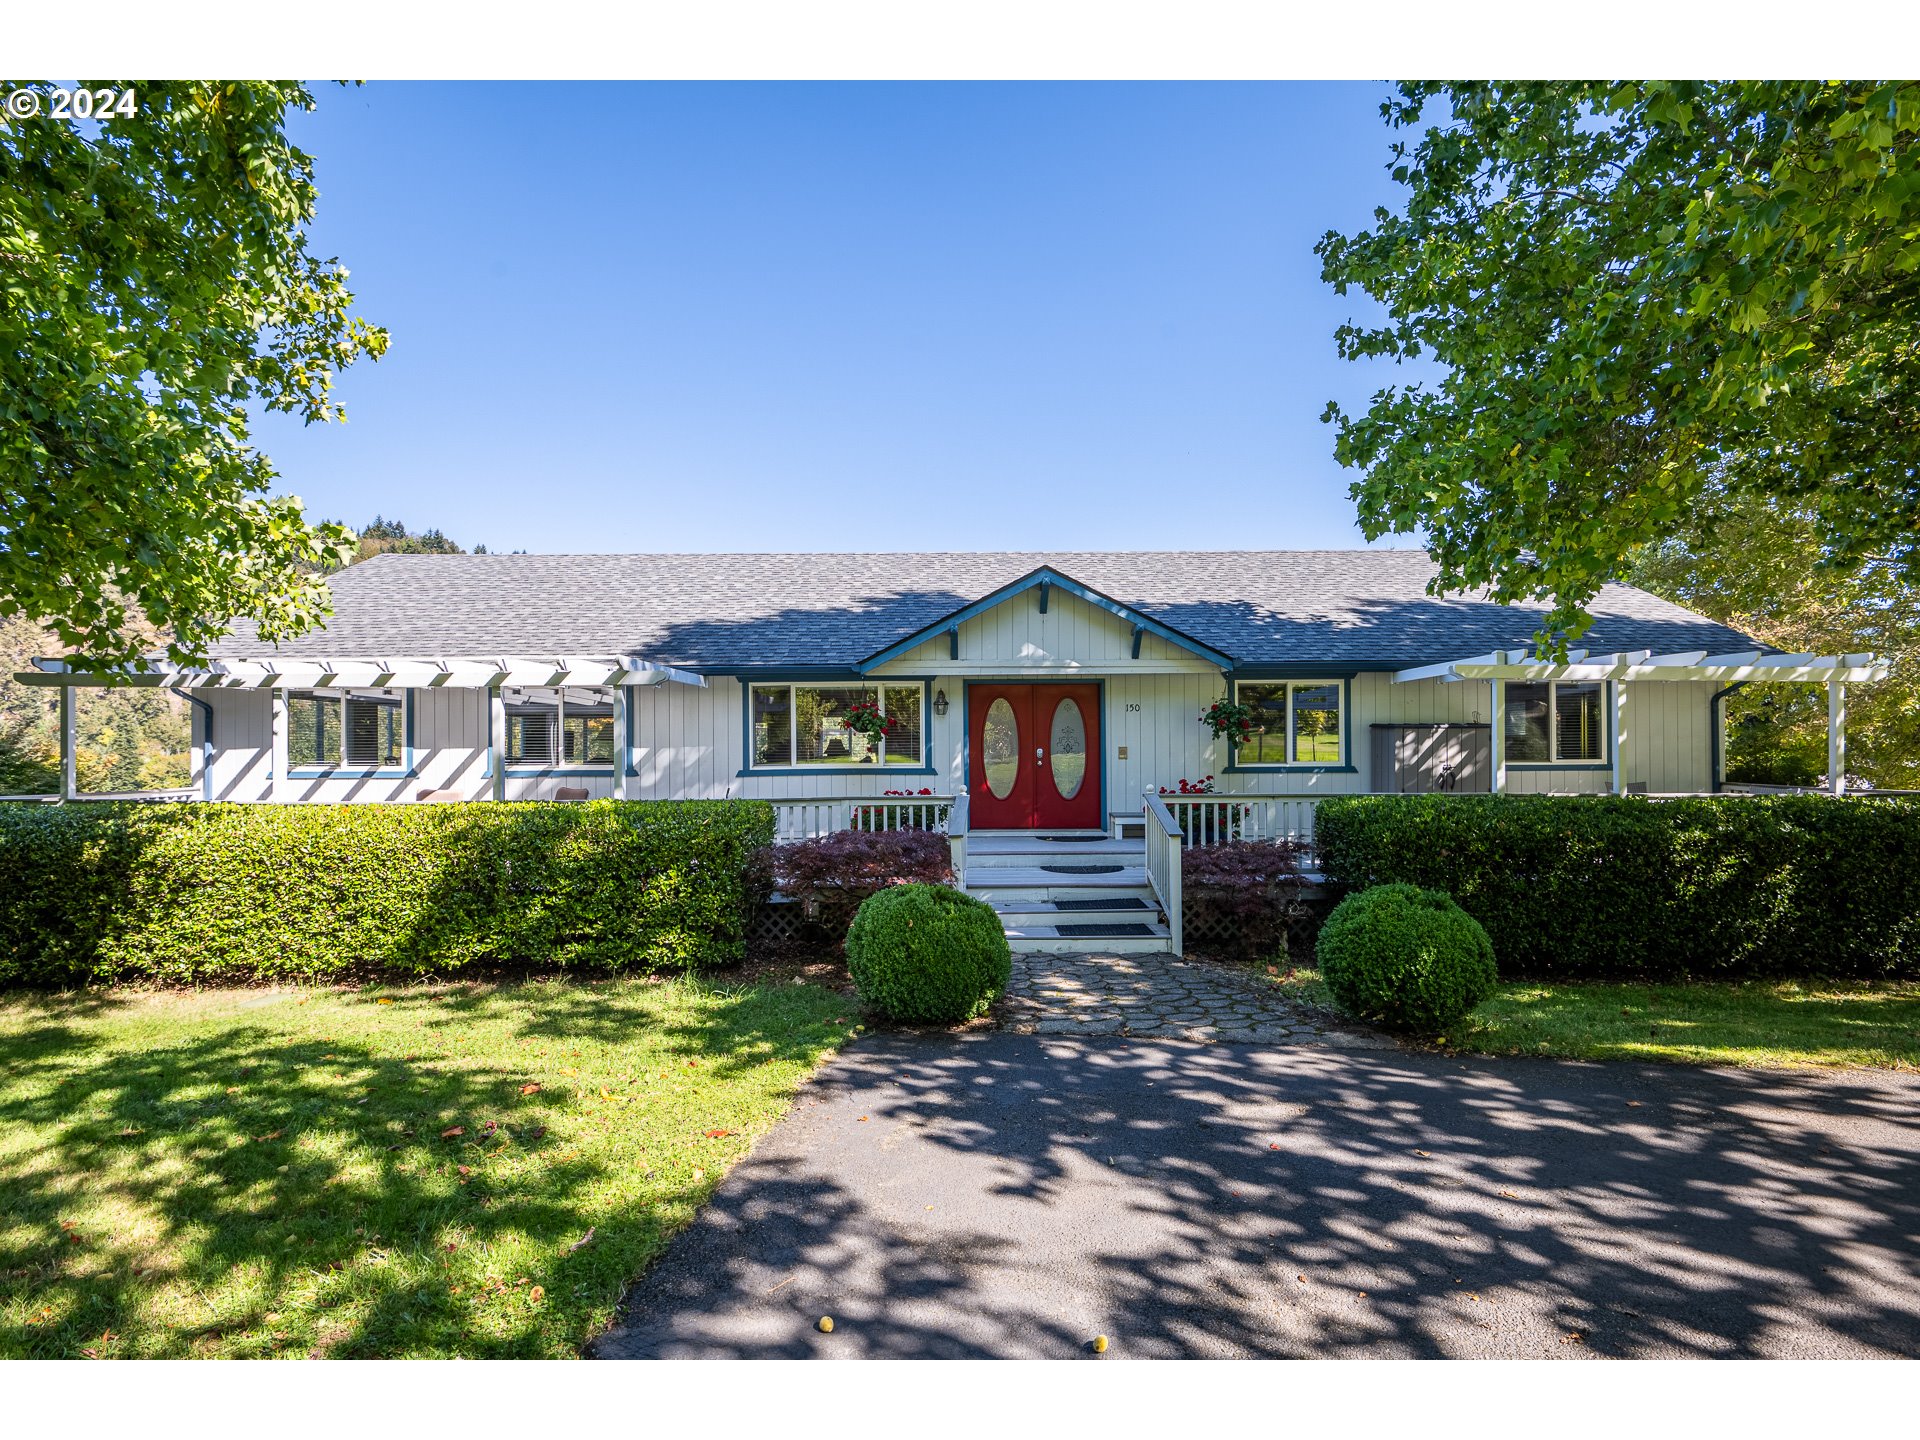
[1142,790,1184,954]
[1158,793,1322,848]
[0,788,198,804]
[772,794,956,842]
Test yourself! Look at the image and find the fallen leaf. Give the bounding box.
[1268,1142,1279,1150]
[691,1168,706,1180]
[441,1126,464,1138]
[519,1083,541,1096]
[529,1285,544,1305]
[529,1126,548,1140]
[254,1130,285,1142]
[1415,1149,1431,1157]
[567,1227,596,1252]
[457,1165,471,1177]
[856,1116,869,1123]
[1626,1100,1643,1108]
[376,997,393,1005]
[705,1128,730,1139]
[1501,1189,1517,1198]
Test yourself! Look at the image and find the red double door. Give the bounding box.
[967,683,1102,830]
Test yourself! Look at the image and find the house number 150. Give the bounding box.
[1124,703,1141,712]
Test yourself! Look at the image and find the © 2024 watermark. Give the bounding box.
[6,84,139,120]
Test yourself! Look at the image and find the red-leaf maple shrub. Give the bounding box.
[752,829,954,946]
[1181,839,1309,961]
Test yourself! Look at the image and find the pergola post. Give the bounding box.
[59,685,77,800]
[489,682,507,802]
[1828,680,1847,796]
[269,689,288,804]
[1610,681,1628,795]
[1488,678,1505,793]
[613,687,630,801]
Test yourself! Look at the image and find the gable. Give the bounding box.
[865,574,1226,676]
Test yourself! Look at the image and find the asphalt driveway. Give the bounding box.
[593,1033,1920,1359]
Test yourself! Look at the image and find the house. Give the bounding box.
[20,550,1888,952]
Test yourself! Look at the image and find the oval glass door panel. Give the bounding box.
[1049,698,1087,799]
[982,697,1019,800]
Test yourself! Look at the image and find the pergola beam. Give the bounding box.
[17,655,709,691]
[1393,650,1889,686]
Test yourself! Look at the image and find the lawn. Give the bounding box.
[0,974,855,1358]
[1272,967,1920,1070]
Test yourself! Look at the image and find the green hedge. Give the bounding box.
[1313,794,1920,981]
[0,799,775,987]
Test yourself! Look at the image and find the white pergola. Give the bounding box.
[17,655,707,802]
[1391,649,1892,797]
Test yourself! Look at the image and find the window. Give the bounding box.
[288,692,403,769]
[748,682,924,768]
[1230,681,1344,766]
[1504,681,1606,763]
[505,691,616,767]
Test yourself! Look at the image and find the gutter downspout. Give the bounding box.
[173,688,215,802]
[1708,682,1746,794]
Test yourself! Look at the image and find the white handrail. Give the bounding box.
[1157,793,1322,848]
[946,792,969,889]
[1142,789,1184,954]
[771,794,957,842]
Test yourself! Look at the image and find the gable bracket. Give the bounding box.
[1130,624,1145,659]
[1038,580,1051,614]
[947,626,960,660]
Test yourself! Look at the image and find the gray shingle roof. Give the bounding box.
[210,550,1755,669]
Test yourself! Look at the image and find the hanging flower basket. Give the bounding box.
[1199,697,1259,745]
[842,700,895,749]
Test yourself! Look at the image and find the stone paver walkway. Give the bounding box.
[998,949,1391,1046]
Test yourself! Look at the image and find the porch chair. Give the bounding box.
[554,786,591,801]
[415,788,466,802]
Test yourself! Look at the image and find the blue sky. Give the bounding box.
[257,81,1432,556]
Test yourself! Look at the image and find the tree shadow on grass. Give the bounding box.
[0,976,846,1358]
[599,1033,1920,1359]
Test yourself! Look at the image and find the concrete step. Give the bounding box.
[965,834,1144,862]
[1001,922,1172,953]
[963,865,1150,892]
[991,898,1163,925]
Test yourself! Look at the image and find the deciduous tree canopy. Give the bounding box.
[1319,81,1920,644]
[1,81,386,668]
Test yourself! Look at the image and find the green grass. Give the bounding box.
[0,975,855,1358]
[1271,966,1920,1071]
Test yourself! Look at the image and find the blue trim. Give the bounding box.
[1228,665,1363,680]
[1225,677,1354,773]
[506,767,620,777]
[696,665,866,680]
[1038,580,1050,614]
[1130,624,1145,660]
[290,767,418,780]
[736,766,939,778]
[1507,762,1612,772]
[959,678,1107,829]
[739,677,934,776]
[947,627,959,660]
[856,566,1237,672]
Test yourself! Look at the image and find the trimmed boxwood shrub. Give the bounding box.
[0,799,774,986]
[1316,883,1497,1033]
[845,882,1011,1024]
[1314,793,1920,981]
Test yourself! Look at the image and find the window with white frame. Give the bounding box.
[1230,681,1344,765]
[748,682,923,768]
[288,691,404,769]
[505,690,616,767]
[1503,680,1606,763]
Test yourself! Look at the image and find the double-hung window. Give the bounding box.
[748,682,924,769]
[1503,680,1606,763]
[288,691,404,770]
[505,691,616,768]
[1230,681,1344,766]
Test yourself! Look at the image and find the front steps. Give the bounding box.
[964,831,1170,953]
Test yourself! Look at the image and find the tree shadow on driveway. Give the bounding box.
[595,1032,1920,1359]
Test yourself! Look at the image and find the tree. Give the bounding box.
[1,81,387,669]
[351,516,465,561]
[1628,492,1920,789]
[1318,82,1920,645]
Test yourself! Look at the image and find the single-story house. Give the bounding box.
[20,550,1888,951]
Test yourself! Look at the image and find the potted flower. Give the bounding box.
[842,699,894,759]
[1199,697,1259,749]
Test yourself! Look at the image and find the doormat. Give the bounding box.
[1053,896,1150,911]
[1039,835,1110,843]
[1040,864,1124,874]
[1055,923,1158,938]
